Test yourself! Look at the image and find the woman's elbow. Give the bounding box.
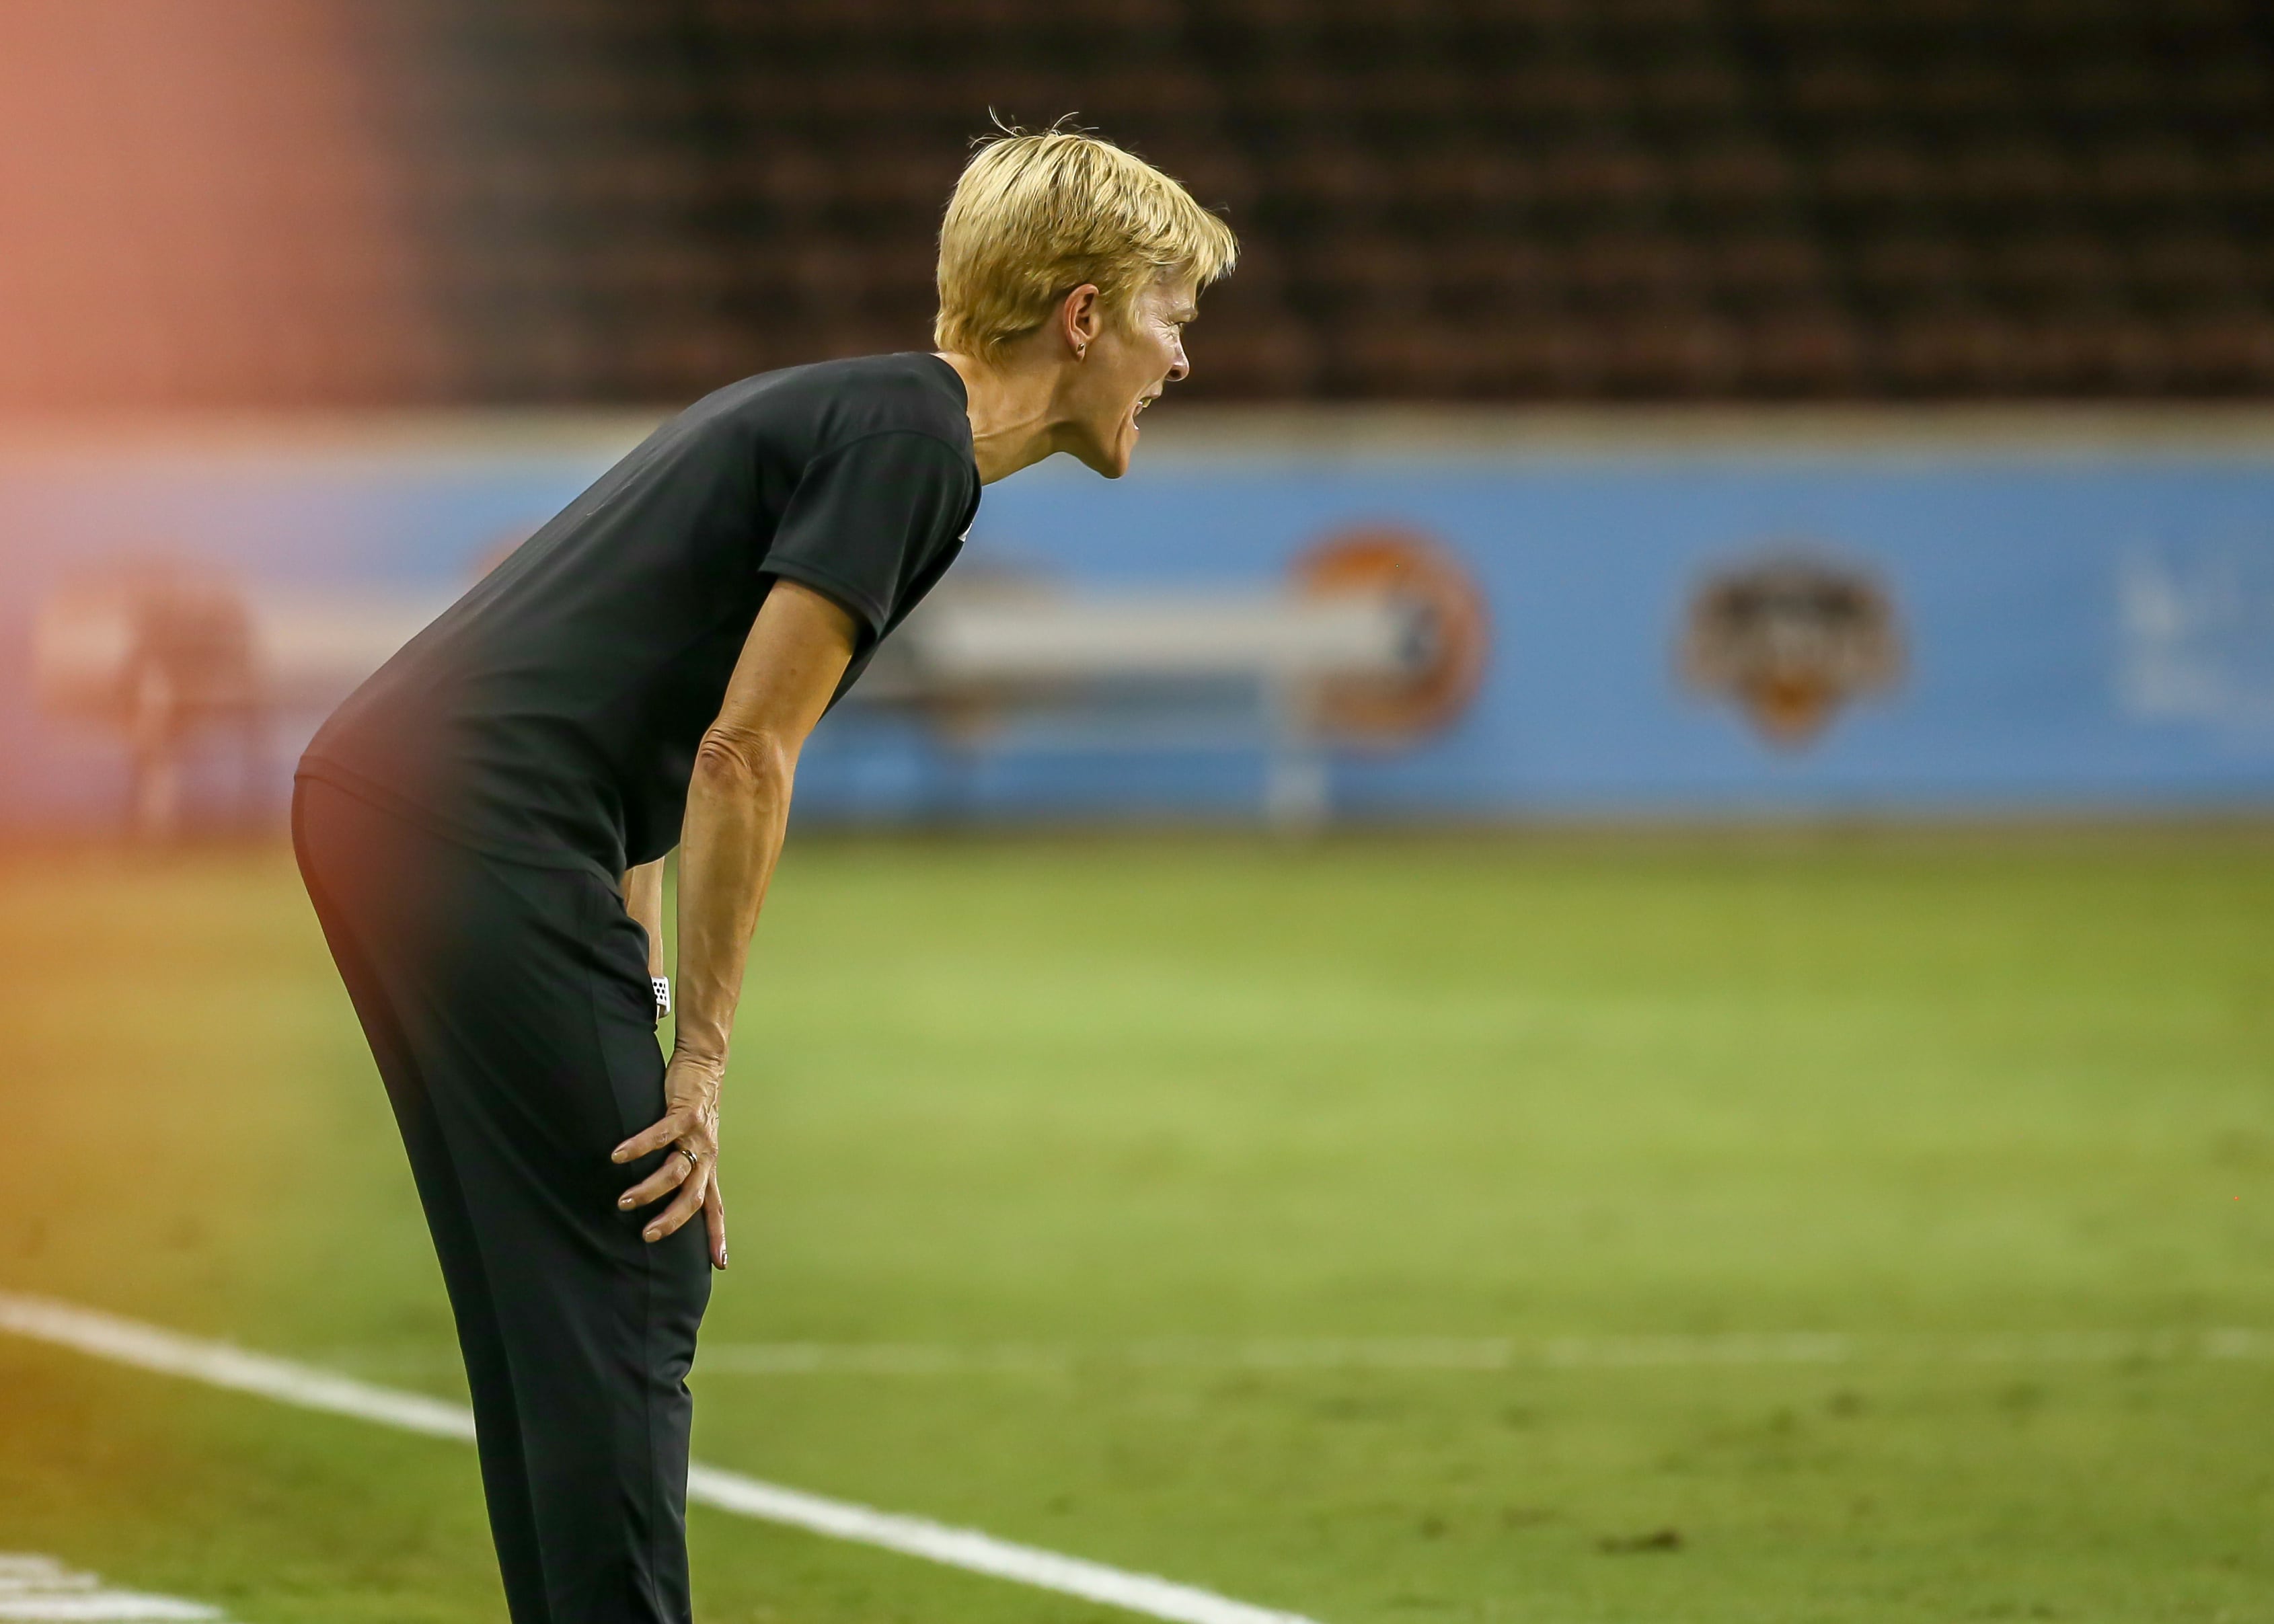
[691,725,795,794]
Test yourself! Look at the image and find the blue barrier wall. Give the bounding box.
[5,416,2273,828]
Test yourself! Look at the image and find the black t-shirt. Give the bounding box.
[299,352,978,880]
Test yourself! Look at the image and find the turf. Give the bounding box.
[1,828,2271,1623]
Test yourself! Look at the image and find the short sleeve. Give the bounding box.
[761,430,975,640]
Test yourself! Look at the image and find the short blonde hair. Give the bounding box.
[934,126,1238,357]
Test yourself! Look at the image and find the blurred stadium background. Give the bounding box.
[6,0,2274,831]
[2,3,2272,1623]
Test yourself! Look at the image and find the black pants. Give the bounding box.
[293,777,710,1624]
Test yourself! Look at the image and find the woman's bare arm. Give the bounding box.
[609,579,858,1267]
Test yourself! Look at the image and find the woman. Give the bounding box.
[291,128,1235,1624]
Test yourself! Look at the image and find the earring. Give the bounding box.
[1075,344,1087,357]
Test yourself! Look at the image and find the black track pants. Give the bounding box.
[292,777,709,1624]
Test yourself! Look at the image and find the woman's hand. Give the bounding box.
[611,1050,728,1269]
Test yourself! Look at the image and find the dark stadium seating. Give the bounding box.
[381,0,2274,402]
[9,0,2271,405]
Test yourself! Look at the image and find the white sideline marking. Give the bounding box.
[0,1555,223,1621]
[0,1293,1322,1624]
[0,1297,474,1442]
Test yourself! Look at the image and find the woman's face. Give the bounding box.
[1063,276,1197,478]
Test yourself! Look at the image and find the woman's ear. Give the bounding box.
[1060,283,1103,358]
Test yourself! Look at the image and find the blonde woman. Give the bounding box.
[291,129,1234,1624]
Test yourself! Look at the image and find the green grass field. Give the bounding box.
[2,828,2271,1623]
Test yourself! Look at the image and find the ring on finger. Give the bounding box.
[676,1146,699,1169]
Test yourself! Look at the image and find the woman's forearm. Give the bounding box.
[670,726,799,1069]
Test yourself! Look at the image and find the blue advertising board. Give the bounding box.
[3,415,2272,829]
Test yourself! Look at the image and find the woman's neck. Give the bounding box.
[936,349,1065,484]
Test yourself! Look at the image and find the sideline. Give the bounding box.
[0,1292,1322,1624]
[0,1553,223,1621]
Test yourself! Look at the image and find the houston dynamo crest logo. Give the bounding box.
[1681,552,1903,746]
